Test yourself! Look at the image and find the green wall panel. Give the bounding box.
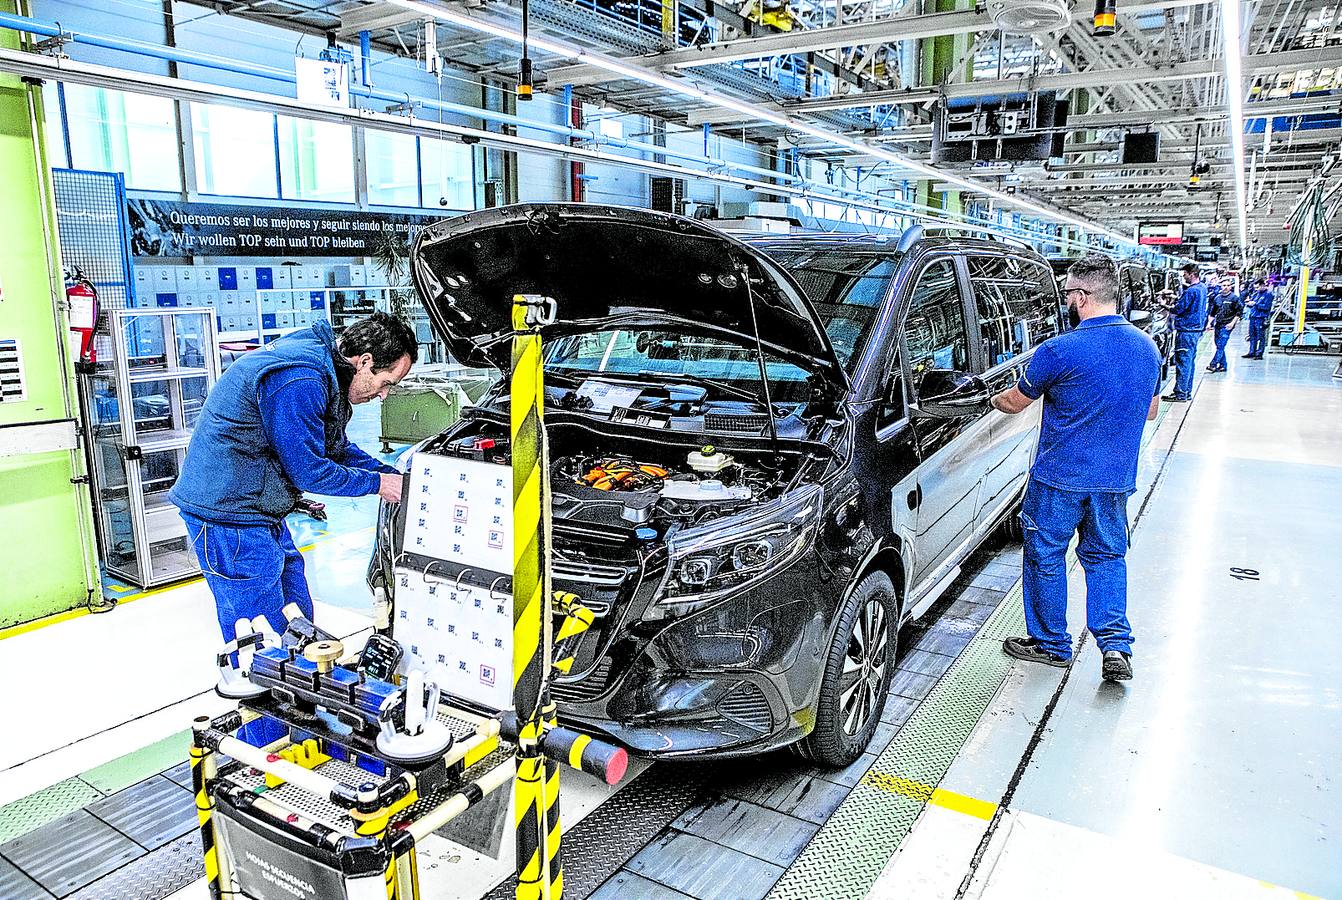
[0,4,99,627]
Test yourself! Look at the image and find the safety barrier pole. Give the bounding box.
[1295,236,1312,337]
[190,717,228,900]
[511,293,560,900]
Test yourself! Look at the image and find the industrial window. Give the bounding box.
[420,137,475,211]
[63,85,181,192]
[278,116,355,203]
[365,129,420,207]
[904,259,970,387]
[191,103,278,198]
[967,256,1061,366]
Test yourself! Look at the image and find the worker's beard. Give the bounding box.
[1066,297,1082,330]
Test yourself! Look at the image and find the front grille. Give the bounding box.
[550,655,614,703]
[552,558,629,615]
[705,411,770,433]
[716,681,773,733]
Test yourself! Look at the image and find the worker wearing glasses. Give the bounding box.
[989,254,1162,683]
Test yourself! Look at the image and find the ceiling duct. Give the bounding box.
[987,0,1072,35]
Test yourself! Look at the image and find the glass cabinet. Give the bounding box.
[84,309,219,587]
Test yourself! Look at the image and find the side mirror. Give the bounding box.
[916,370,992,418]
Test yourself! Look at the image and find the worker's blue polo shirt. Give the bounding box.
[1018,315,1163,494]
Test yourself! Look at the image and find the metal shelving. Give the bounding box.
[83,308,220,588]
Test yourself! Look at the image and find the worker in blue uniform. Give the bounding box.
[1162,263,1207,402]
[1204,271,1223,330]
[1243,279,1275,359]
[171,312,415,676]
[1206,282,1243,373]
[990,254,1162,683]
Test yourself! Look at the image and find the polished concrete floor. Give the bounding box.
[1,344,1338,899]
[878,349,1342,900]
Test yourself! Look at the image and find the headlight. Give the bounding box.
[661,483,823,606]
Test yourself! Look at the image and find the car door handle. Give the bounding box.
[907,485,922,510]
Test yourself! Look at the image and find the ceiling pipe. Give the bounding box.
[380,0,1148,249]
[0,28,1129,256]
[0,12,1190,261]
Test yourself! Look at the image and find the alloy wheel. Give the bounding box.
[839,592,890,735]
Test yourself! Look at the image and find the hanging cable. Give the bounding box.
[1284,182,1337,269]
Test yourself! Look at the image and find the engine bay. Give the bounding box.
[422,418,814,533]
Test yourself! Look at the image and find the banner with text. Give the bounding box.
[127,198,459,258]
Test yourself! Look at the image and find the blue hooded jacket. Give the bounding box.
[170,321,393,525]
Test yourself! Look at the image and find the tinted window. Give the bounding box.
[1121,264,1152,314]
[755,249,897,372]
[904,260,969,391]
[967,256,1061,366]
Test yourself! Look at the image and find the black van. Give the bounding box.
[370,205,1061,765]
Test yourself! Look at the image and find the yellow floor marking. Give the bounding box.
[861,770,999,822]
[929,787,997,821]
[861,770,934,803]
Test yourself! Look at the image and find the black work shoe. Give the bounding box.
[1003,636,1070,668]
[1161,394,1189,402]
[1101,650,1133,682]
[1241,353,1255,358]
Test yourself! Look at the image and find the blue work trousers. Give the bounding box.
[1248,318,1268,357]
[1020,479,1134,660]
[1209,325,1234,370]
[182,512,314,745]
[1172,330,1201,399]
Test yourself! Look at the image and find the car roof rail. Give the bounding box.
[917,224,1038,254]
[896,223,925,253]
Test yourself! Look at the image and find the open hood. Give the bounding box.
[410,204,846,389]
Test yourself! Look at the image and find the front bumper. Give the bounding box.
[549,546,833,758]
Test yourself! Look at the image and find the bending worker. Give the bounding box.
[171,312,416,650]
[1163,263,1208,402]
[989,254,1162,683]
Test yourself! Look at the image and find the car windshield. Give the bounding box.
[756,248,898,373]
[543,331,814,401]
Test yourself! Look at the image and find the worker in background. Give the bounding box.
[1204,270,1223,330]
[990,254,1162,683]
[1162,263,1208,402]
[1244,278,1275,360]
[1206,279,1244,373]
[171,312,415,668]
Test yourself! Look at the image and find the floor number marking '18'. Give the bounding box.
[1229,567,1261,582]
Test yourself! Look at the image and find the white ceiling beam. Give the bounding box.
[774,44,1342,113]
[546,0,1211,86]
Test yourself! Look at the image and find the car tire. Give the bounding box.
[794,570,898,767]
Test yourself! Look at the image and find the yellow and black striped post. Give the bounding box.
[511,293,560,900]
[190,718,225,900]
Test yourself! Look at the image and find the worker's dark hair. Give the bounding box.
[1181,262,1200,276]
[338,311,419,369]
[1066,253,1119,305]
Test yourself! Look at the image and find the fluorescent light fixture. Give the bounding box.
[1222,0,1249,248]
[388,0,1154,249]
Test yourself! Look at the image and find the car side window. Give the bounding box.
[967,256,1060,366]
[903,260,970,396]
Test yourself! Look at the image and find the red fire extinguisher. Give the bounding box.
[66,267,99,374]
